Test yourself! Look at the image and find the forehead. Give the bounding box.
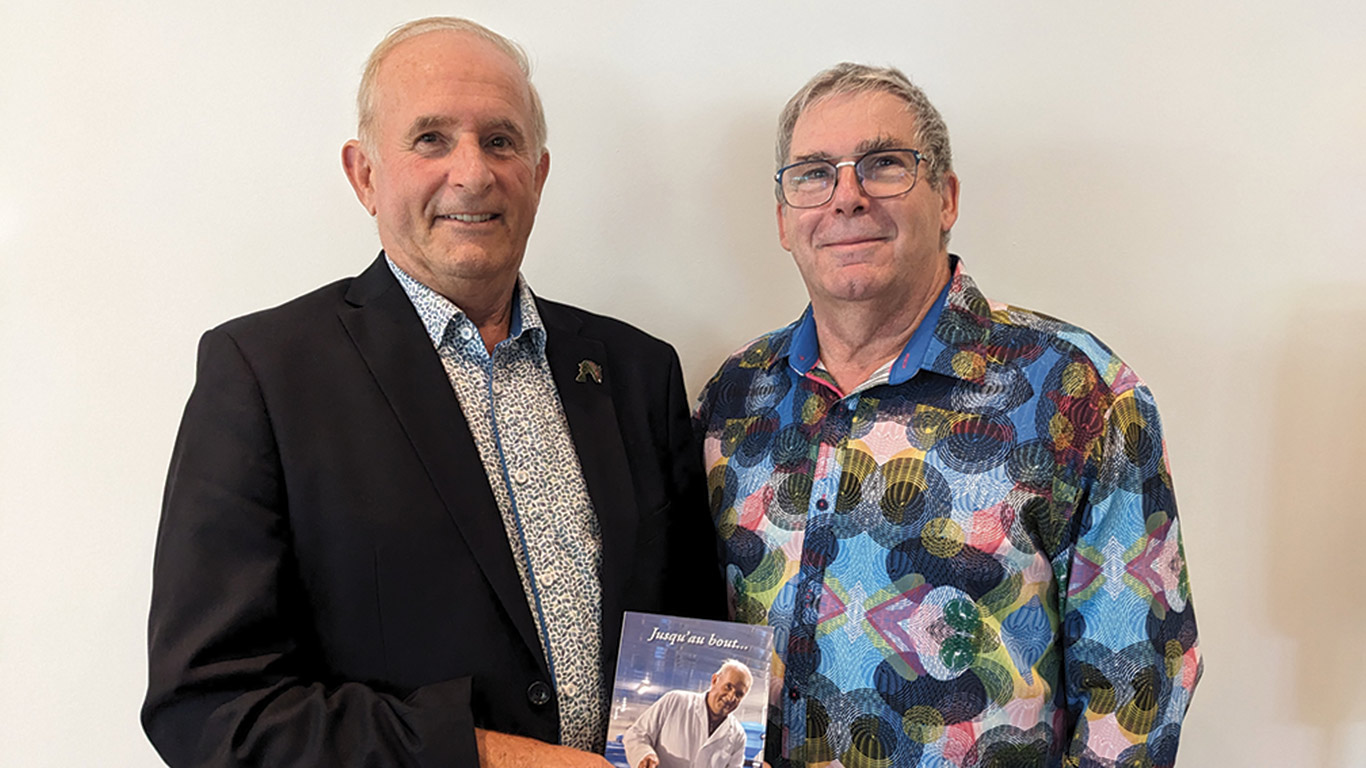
[373,30,532,129]
[789,90,919,158]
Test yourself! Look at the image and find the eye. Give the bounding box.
[486,134,518,152]
[411,132,450,155]
[869,153,908,169]
[790,163,832,184]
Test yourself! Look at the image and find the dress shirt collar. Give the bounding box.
[385,254,545,353]
[788,256,958,387]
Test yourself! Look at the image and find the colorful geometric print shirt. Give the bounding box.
[694,260,1200,768]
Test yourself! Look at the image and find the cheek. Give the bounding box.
[781,211,820,253]
[511,171,543,210]
[389,167,446,210]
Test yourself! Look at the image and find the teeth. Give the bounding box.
[442,213,495,223]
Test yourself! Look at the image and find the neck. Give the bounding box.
[810,261,950,395]
[434,276,520,355]
[386,253,521,354]
[458,288,516,355]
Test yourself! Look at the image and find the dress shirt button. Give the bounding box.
[513,468,530,486]
[539,567,557,587]
[527,681,552,707]
[815,498,829,511]
[459,325,474,341]
[788,688,800,701]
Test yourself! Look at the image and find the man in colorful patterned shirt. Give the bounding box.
[694,63,1200,768]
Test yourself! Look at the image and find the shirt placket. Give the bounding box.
[783,384,857,758]
[490,343,601,750]
[489,344,561,669]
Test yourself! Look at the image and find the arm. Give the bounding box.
[661,349,727,620]
[142,328,476,767]
[475,730,611,768]
[1061,384,1201,768]
[620,693,671,768]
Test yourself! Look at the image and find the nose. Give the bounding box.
[445,136,495,194]
[829,160,868,214]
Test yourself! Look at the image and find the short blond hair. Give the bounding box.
[356,17,547,156]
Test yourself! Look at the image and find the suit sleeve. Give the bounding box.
[1060,384,1201,768]
[142,328,478,768]
[660,348,727,620]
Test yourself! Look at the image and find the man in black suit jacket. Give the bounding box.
[142,17,722,768]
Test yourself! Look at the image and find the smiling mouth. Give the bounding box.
[438,213,497,223]
[822,236,885,248]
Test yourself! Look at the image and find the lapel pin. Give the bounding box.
[576,359,603,384]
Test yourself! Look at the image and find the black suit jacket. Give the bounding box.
[143,256,724,767]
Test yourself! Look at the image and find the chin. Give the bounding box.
[823,284,879,303]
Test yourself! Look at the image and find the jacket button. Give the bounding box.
[527,681,552,707]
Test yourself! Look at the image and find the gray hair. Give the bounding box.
[356,17,547,157]
[715,659,753,686]
[776,62,952,189]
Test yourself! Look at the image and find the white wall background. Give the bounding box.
[2,1,1363,765]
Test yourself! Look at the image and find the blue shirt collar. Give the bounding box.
[788,277,952,386]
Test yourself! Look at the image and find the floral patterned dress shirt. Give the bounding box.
[389,258,606,750]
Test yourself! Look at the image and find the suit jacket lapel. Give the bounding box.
[338,256,546,674]
[537,298,639,643]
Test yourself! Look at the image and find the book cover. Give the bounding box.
[605,611,773,768]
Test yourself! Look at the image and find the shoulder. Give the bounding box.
[696,320,798,400]
[996,302,1146,399]
[692,319,800,427]
[210,276,355,347]
[189,270,406,389]
[946,271,1148,400]
[659,689,693,704]
[645,689,691,713]
[712,321,798,379]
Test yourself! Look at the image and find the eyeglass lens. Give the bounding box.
[779,150,920,208]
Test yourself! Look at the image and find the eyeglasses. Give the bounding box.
[775,148,925,208]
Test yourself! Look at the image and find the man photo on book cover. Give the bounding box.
[622,659,752,768]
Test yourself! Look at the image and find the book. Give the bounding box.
[605,611,774,768]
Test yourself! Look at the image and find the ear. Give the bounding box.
[533,149,550,196]
[342,139,378,216]
[776,202,791,252]
[937,171,960,234]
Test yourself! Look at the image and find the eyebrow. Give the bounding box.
[790,134,909,163]
[484,118,527,143]
[856,135,906,154]
[405,114,528,144]
[406,115,455,138]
